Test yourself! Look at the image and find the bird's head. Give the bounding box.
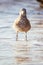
[19,8,26,16]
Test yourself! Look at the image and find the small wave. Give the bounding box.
[0,26,10,29]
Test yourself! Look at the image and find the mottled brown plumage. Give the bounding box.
[13,8,31,41]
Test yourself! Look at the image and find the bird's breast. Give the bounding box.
[14,17,31,32]
[16,19,26,28]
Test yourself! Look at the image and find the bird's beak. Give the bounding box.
[21,11,24,14]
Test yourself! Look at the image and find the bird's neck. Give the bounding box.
[20,15,27,19]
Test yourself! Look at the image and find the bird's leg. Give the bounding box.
[25,32,27,41]
[16,31,18,41]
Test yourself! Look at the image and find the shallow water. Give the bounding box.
[0,0,43,65]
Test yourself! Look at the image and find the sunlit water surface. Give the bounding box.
[0,0,43,65]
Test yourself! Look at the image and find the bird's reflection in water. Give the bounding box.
[15,41,32,64]
[15,56,31,64]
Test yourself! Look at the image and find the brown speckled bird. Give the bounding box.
[13,8,31,41]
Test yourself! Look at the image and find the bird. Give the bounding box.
[13,8,31,41]
[36,0,43,8]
